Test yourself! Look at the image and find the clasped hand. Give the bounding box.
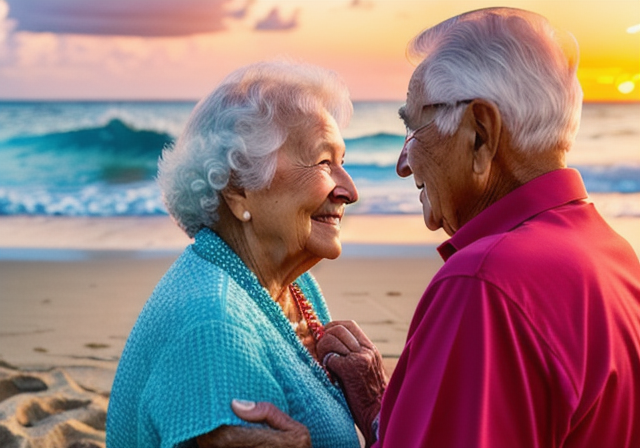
[317,320,388,446]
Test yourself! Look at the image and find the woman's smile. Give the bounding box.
[311,210,344,228]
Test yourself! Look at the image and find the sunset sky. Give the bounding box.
[0,0,638,101]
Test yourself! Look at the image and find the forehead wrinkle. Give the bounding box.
[316,112,346,150]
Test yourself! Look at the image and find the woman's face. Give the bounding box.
[244,110,358,266]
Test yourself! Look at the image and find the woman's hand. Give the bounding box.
[196,400,311,448]
[316,320,388,446]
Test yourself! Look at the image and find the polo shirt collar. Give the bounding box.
[437,168,588,261]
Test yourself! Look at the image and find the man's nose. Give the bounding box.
[396,145,412,177]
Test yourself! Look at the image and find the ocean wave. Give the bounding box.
[5,121,636,194]
[0,121,638,218]
[344,133,404,167]
[0,119,173,186]
[345,132,404,148]
[344,161,640,194]
[3,118,173,156]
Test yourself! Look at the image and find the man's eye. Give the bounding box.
[319,160,331,166]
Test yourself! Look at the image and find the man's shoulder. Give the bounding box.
[436,231,523,279]
[432,206,640,319]
[442,205,628,280]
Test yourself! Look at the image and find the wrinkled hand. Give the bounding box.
[197,400,311,448]
[316,320,387,446]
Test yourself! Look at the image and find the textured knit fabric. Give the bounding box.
[375,169,640,448]
[106,228,359,448]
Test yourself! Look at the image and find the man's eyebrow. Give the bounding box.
[398,105,408,126]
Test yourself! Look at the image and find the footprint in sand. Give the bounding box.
[84,343,110,350]
[0,375,48,402]
[16,395,92,427]
[0,369,108,448]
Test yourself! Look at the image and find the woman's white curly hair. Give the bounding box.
[157,60,353,238]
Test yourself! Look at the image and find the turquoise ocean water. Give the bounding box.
[0,101,638,217]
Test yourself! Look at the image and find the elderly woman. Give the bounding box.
[105,61,361,448]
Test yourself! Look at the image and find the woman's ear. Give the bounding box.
[221,185,249,222]
[470,99,501,175]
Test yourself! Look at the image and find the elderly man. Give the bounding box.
[231,7,640,448]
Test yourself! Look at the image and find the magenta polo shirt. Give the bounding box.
[375,169,640,448]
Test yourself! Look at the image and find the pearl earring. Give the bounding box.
[242,211,251,221]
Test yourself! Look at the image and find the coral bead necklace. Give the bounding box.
[288,282,325,341]
[286,283,334,381]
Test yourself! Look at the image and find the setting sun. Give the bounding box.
[577,18,640,102]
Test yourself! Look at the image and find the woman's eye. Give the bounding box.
[319,160,331,166]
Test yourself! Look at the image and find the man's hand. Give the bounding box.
[196,400,311,448]
[316,320,387,446]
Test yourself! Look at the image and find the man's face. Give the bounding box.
[396,69,480,236]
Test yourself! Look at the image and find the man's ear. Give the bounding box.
[221,185,248,222]
[469,99,501,175]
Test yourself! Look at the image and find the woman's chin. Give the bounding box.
[309,240,342,260]
[307,223,342,260]
[323,244,342,260]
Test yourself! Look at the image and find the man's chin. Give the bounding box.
[423,208,441,232]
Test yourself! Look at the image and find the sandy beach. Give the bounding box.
[1,211,638,447]
[0,214,446,447]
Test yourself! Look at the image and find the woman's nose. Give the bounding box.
[331,166,359,204]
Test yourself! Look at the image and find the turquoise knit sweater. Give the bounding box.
[106,228,359,448]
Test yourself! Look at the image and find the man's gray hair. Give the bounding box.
[408,7,583,153]
[157,60,353,238]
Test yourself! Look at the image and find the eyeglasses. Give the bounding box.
[402,99,475,153]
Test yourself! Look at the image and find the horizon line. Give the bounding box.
[0,98,638,104]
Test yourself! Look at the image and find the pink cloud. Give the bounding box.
[5,0,252,37]
[254,7,298,31]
